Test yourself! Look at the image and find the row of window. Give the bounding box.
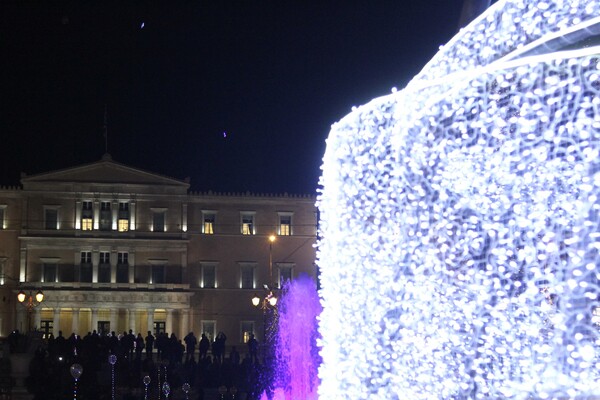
[202,263,293,289]
[39,254,293,289]
[35,202,294,235]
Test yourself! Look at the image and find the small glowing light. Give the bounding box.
[17,291,26,303]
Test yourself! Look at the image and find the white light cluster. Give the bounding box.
[317,0,600,398]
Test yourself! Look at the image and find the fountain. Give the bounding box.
[318,0,600,398]
[262,274,321,400]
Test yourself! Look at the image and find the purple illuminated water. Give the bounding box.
[261,274,322,400]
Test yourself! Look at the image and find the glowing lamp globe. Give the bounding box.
[268,295,277,307]
[17,291,25,303]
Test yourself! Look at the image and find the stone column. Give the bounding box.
[110,251,117,283]
[129,252,136,284]
[181,253,187,284]
[129,309,137,333]
[111,200,118,231]
[179,309,189,339]
[109,309,117,334]
[165,309,173,335]
[147,309,154,334]
[130,202,136,231]
[33,307,42,332]
[53,308,60,335]
[19,248,27,282]
[75,200,82,230]
[92,251,99,283]
[91,309,98,333]
[72,308,80,335]
[93,200,100,230]
[15,308,26,333]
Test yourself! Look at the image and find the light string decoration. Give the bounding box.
[317,0,600,399]
[70,363,83,400]
[158,362,168,400]
[143,375,151,400]
[162,381,171,399]
[182,382,191,400]
[157,362,161,400]
[108,354,117,400]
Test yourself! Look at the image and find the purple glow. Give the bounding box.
[264,275,322,400]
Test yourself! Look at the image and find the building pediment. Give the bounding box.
[21,154,189,194]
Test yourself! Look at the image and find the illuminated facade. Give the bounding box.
[0,155,317,347]
[319,0,600,399]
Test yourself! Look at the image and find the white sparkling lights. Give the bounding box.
[318,0,600,399]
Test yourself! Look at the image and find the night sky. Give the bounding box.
[1,1,469,194]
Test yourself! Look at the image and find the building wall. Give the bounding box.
[0,160,317,352]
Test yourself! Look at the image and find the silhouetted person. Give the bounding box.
[126,329,136,359]
[156,332,168,360]
[199,333,209,360]
[247,333,258,363]
[145,331,155,359]
[55,330,67,359]
[213,332,226,364]
[184,332,197,361]
[135,333,144,359]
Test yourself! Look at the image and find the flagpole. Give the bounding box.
[103,104,108,154]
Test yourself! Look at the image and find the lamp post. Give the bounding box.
[268,234,276,288]
[17,289,44,332]
[251,235,278,360]
[251,290,278,364]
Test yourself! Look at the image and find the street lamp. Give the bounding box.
[268,234,276,288]
[252,290,278,308]
[251,288,278,361]
[251,235,279,360]
[17,289,44,331]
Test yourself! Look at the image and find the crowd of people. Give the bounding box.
[8,329,272,400]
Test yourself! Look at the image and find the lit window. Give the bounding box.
[118,219,129,232]
[81,201,93,231]
[40,320,53,339]
[278,213,292,236]
[81,218,93,231]
[241,213,255,235]
[203,212,216,234]
[118,202,129,232]
[241,321,255,343]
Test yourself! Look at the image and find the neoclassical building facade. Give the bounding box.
[0,155,317,347]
